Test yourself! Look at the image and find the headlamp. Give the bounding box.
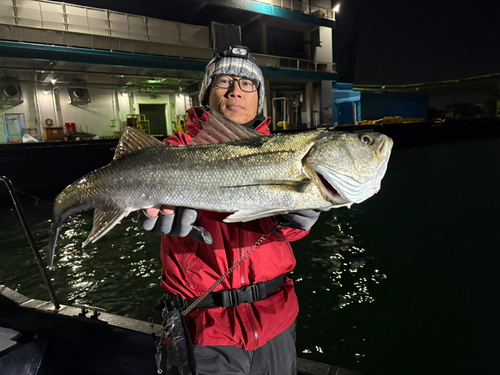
[219,45,249,59]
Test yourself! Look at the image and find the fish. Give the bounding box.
[47,108,393,266]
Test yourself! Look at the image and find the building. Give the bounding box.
[0,0,339,144]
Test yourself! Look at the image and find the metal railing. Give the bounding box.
[0,0,210,48]
[254,53,336,73]
[0,0,333,46]
[252,0,335,20]
[1,175,60,309]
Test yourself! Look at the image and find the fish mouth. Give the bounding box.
[317,173,341,198]
[313,163,384,205]
[313,170,353,207]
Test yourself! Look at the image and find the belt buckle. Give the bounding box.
[219,281,271,307]
[235,285,256,305]
[219,284,255,307]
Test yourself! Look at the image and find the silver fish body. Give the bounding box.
[47,112,393,266]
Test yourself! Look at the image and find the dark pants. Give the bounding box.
[166,321,297,375]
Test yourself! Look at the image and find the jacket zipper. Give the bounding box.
[239,244,259,349]
[245,302,260,350]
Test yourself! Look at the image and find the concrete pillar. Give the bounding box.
[305,81,313,128]
[264,79,271,120]
[321,80,334,126]
[313,26,333,64]
[260,19,268,54]
[303,29,312,60]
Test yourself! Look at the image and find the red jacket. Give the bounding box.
[160,108,310,350]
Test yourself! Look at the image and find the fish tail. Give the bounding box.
[46,178,97,267]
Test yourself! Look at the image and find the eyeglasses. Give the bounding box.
[213,75,258,93]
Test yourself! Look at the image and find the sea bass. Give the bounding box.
[47,109,393,266]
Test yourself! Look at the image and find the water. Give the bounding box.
[1,136,499,374]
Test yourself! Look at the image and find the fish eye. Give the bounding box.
[360,134,373,145]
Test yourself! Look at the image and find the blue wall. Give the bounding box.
[360,92,429,120]
[333,82,361,125]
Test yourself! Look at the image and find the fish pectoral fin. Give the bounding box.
[224,209,293,223]
[254,179,311,192]
[223,179,311,192]
[82,208,130,247]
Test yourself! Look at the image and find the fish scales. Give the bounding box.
[128,131,321,189]
[55,132,323,215]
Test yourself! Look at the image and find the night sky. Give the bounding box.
[336,0,500,85]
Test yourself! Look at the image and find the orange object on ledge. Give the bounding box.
[44,127,65,141]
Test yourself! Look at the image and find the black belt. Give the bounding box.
[164,275,285,313]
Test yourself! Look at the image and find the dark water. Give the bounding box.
[1,137,499,374]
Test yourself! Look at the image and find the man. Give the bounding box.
[139,45,324,374]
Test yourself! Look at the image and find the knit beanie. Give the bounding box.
[199,47,265,114]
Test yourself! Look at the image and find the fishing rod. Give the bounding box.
[1,175,60,309]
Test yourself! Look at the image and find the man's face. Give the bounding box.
[208,75,259,124]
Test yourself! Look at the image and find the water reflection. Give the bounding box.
[294,209,386,310]
[292,207,386,365]
[31,211,163,317]
[47,209,386,317]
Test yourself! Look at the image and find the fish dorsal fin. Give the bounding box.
[82,208,130,247]
[186,107,263,145]
[114,126,165,160]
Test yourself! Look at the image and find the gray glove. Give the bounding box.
[137,207,212,244]
[274,209,328,231]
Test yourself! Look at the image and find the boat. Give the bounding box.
[0,285,363,375]
[0,285,166,375]
[0,176,362,375]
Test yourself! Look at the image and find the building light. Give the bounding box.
[333,4,340,13]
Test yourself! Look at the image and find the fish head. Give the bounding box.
[306,131,393,206]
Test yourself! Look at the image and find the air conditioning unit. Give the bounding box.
[0,81,23,105]
[68,88,91,104]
